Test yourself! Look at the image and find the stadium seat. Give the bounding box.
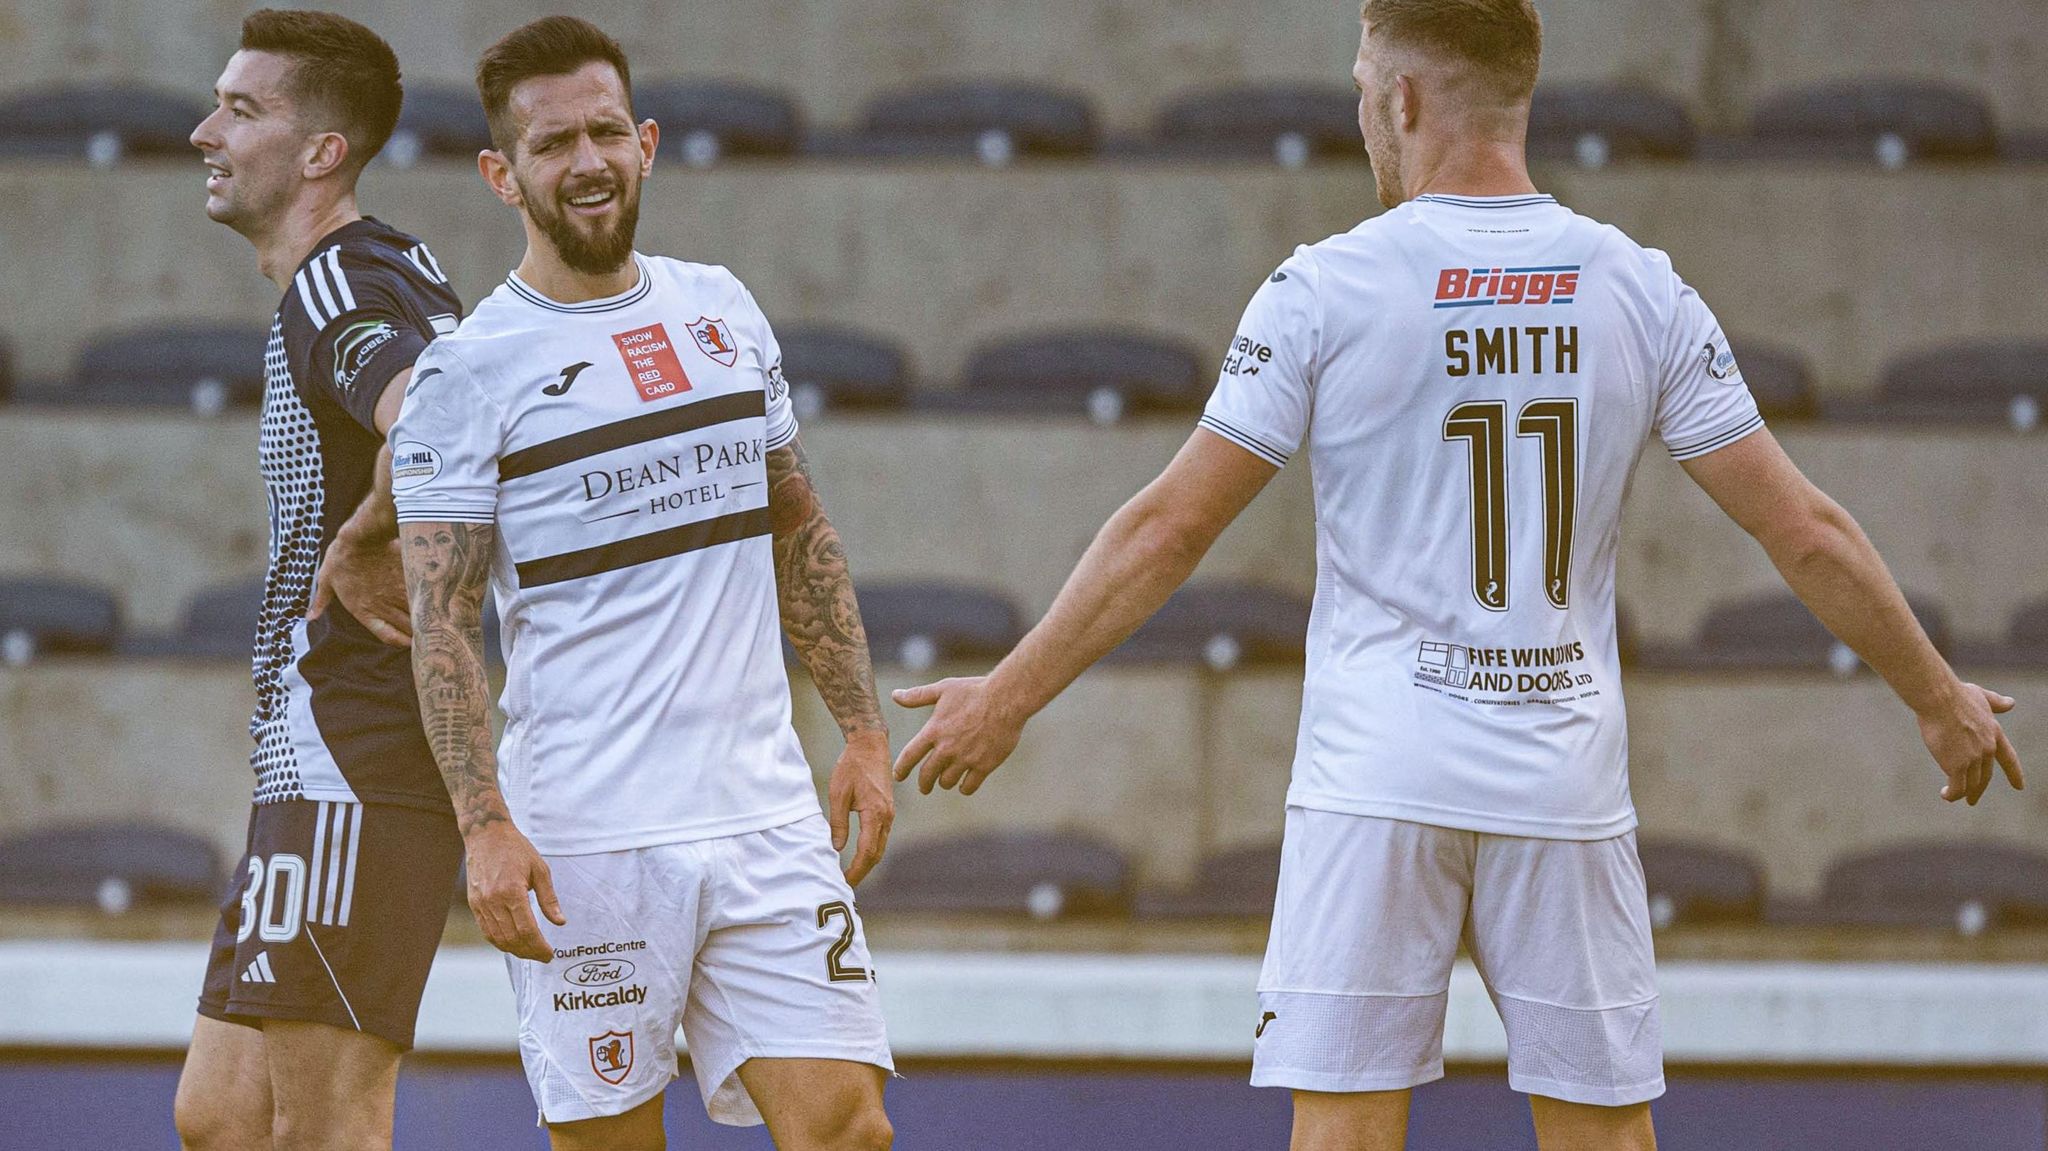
[383,82,492,168]
[1800,842,2048,933]
[0,333,14,404]
[0,84,208,164]
[1134,841,1281,918]
[0,576,120,663]
[1147,84,1360,166]
[1650,590,1952,673]
[1743,80,1998,166]
[776,324,911,417]
[1956,598,2048,670]
[635,80,800,166]
[1635,838,1765,928]
[1728,339,1818,421]
[938,328,1205,422]
[46,323,268,414]
[855,582,1023,671]
[818,82,1098,163]
[1108,582,1310,669]
[857,831,1131,918]
[0,822,222,911]
[1527,83,1695,166]
[1841,339,2048,430]
[118,576,262,659]
[2005,130,2048,162]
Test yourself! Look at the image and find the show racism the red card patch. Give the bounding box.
[611,323,691,402]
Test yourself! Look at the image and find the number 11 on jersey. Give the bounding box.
[1443,398,1579,612]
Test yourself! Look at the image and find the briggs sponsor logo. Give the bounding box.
[1433,265,1580,309]
[564,959,636,988]
[554,984,648,1012]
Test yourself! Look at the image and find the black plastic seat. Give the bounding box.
[819,82,1098,163]
[1744,80,1997,165]
[1635,838,1764,928]
[1672,590,1951,673]
[1847,339,2048,430]
[1150,84,1359,166]
[1108,582,1310,669]
[636,80,799,166]
[1135,842,1281,919]
[119,577,262,660]
[857,831,1131,918]
[1528,83,1695,166]
[777,325,911,416]
[0,822,222,910]
[1807,841,2048,932]
[0,84,208,163]
[1726,339,1817,421]
[0,333,14,404]
[383,82,492,168]
[935,328,1205,422]
[0,576,120,662]
[51,323,267,413]
[1957,599,2048,670]
[855,582,1022,671]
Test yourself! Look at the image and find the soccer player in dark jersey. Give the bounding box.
[174,11,463,1150]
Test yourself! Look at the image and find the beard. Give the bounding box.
[521,170,642,276]
[1364,98,1403,209]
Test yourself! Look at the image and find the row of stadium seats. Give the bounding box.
[2,324,2043,431]
[4,78,2045,171]
[3,573,2044,672]
[3,820,2042,936]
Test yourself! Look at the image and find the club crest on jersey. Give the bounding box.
[611,323,691,402]
[686,317,739,367]
[1434,265,1580,309]
[589,1030,635,1085]
[1701,340,1741,382]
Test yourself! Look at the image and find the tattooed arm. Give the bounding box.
[402,520,562,960]
[766,436,894,885]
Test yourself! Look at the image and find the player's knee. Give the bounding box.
[175,1094,260,1151]
[823,1101,893,1151]
[272,1096,385,1151]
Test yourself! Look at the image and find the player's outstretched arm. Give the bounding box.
[892,429,1277,796]
[1682,428,2023,804]
[311,369,416,647]
[401,518,564,960]
[765,435,894,886]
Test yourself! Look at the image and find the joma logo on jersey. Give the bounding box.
[1434,265,1580,309]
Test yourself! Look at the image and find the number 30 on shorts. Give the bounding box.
[817,901,869,983]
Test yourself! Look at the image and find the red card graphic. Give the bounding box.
[612,323,691,402]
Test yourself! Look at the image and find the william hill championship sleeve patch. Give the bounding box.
[391,440,444,492]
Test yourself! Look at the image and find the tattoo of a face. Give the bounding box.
[402,520,507,834]
[767,439,885,739]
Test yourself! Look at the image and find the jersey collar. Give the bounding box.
[1412,193,1558,209]
[507,253,653,314]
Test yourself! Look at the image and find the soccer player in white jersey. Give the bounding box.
[391,18,894,1151]
[892,1,2024,1148]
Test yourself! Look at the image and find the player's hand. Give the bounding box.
[829,730,895,887]
[310,526,412,648]
[892,676,1025,796]
[464,822,565,962]
[1918,681,2024,805]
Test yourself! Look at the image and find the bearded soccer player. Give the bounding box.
[891,2,2024,1148]
[175,10,464,1151]
[391,17,894,1150]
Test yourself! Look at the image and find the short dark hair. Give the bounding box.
[1362,0,1543,100]
[475,16,633,155]
[240,8,403,173]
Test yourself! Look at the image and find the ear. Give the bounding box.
[302,131,350,181]
[1394,73,1420,131]
[638,118,658,177]
[478,147,522,208]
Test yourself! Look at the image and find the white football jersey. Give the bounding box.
[391,254,816,855]
[1201,193,1763,839]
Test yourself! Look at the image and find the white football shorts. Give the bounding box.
[1251,807,1663,1106]
[507,813,893,1126]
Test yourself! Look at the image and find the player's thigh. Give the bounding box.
[1468,831,1663,1107]
[176,1015,273,1149]
[1252,809,1474,1094]
[1289,1088,1411,1151]
[262,1019,402,1148]
[1529,1096,1657,1151]
[737,1058,892,1150]
[545,1092,666,1151]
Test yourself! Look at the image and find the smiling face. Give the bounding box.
[496,61,654,276]
[189,50,317,233]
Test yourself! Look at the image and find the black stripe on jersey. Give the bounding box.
[499,390,766,481]
[1198,414,1291,467]
[516,506,772,587]
[1667,413,1765,461]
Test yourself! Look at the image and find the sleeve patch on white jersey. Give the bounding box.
[391,440,444,491]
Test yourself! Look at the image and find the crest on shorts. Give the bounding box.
[687,317,739,367]
[588,1030,635,1085]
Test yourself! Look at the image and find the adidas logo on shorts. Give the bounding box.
[239,952,278,984]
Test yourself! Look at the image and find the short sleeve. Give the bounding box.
[736,283,798,452]
[298,247,440,433]
[1198,249,1320,468]
[1655,274,1765,461]
[389,344,502,525]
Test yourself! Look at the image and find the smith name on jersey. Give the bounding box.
[1200,193,1763,840]
[390,255,816,856]
[253,218,461,811]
